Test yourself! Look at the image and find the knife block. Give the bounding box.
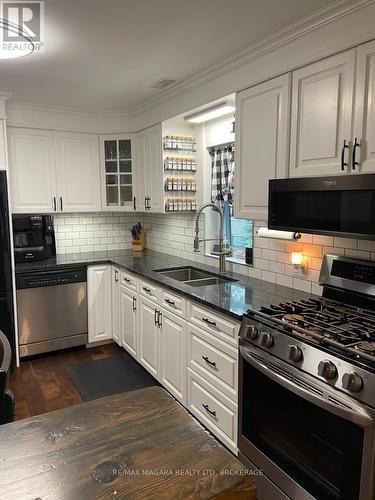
[132,230,146,252]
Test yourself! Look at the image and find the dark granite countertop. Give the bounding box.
[15,249,317,320]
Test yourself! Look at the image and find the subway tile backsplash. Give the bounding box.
[54,212,375,296]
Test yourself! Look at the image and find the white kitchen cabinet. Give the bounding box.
[8,127,101,213]
[290,50,355,177]
[136,125,164,213]
[88,265,112,343]
[353,40,375,174]
[159,308,186,405]
[234,74,291,220]
[111,266,121,345]
[120,285,138,359]
[55,132,101,212]
[8,128,56,213]
[138,296,159,378]
[99,134,137,211]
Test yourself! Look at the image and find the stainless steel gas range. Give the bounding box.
[238,254,375,500]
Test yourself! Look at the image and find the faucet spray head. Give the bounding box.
[193,232,200,252]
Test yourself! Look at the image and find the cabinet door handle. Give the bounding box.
[202,404,216,418]
[154,309,159,326]
[158,311,162,328]
[165,298,175,306]
[144,196,147,210]
[341,139,349,171]
[115,270,119,282]
[148,196,151,210]
[60,196,63,211]
[352,138,360,170]
[132,297,137,311]
[53,197,56,212]
[202,317,216,327]
[142,286,151,294]
[202,356,217,368]
[133,196,136,211]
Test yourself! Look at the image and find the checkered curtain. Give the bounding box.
[211,147,234,205]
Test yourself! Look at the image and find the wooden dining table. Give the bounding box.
[0,386,256,499]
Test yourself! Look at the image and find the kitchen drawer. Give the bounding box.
[160,290,186,317]
[120,270,138,291]
[188,302,240,346]
[187,324,238,402]
[187,368,237,454]
[139,279,159,302]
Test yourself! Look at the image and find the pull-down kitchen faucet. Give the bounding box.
[193,202,226,273]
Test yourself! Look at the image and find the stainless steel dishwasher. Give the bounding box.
[16,267,87,358]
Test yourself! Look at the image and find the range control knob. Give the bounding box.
[260,332,274,348]
[289,345,303,362]
[342,372,363,393]
[245,325,259,340]
[318,360,337,380]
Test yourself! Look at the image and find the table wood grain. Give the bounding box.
[0,386,256,499]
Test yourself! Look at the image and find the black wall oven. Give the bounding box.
[238,344,375,500]
[268,174,375,239]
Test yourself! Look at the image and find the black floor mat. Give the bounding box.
[65,351,158,401]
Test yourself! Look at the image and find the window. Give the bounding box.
[205,211,253,266]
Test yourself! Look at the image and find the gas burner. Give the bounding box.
[355,341,375,355]
[282,313,305,326]
[306,325,324,336]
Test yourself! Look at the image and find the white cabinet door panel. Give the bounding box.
[8,128,56,213]
[290,50,355,177]
[111,267,120,345]
[138,296,159,378]
[55,132,100,212]
[88,265,112,343]
[353,40,375,174]
[234,74,290,220]
[120,286,137,359]
[159,308,186,405]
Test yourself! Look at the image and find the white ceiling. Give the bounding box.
[0,0,340,112]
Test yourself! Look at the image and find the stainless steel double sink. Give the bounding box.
[154,266,237,288]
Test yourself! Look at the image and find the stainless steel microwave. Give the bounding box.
[268,174,375,240]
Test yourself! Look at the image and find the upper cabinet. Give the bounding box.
[290,50,356,177]
[99,134,137,211]
[55,132,101,212]
[353,40,375,174]
[135,125,164,213]
[8,127,101,213]
[8,128,57,213]
[234,74,291,220]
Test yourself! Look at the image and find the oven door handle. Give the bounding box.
[240,345,373,428]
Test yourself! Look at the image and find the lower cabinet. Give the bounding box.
[88,265,112,343]
[120,285,138,359]
[111,267,120,345]
[187,368,238,454]
[159,308,186,405]
[138,296,159,378]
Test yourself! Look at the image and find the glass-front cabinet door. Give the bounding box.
[100,134,136,211]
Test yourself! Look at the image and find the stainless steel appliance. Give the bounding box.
[0,172,15,367]
[0,330,14,424]
[238,254,375,500]
[12,214,56,263]
[268,173,375,240]
[16,267,87,358]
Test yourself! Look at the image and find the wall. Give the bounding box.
[54,212,139,254]
[141,213,375,296]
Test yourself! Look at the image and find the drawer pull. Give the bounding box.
[124,277,132,283]
[202,404,216,418]
[202,356,216,368]
[165,298,176,306]
[142,286,151,293]
[202,317,216,327]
